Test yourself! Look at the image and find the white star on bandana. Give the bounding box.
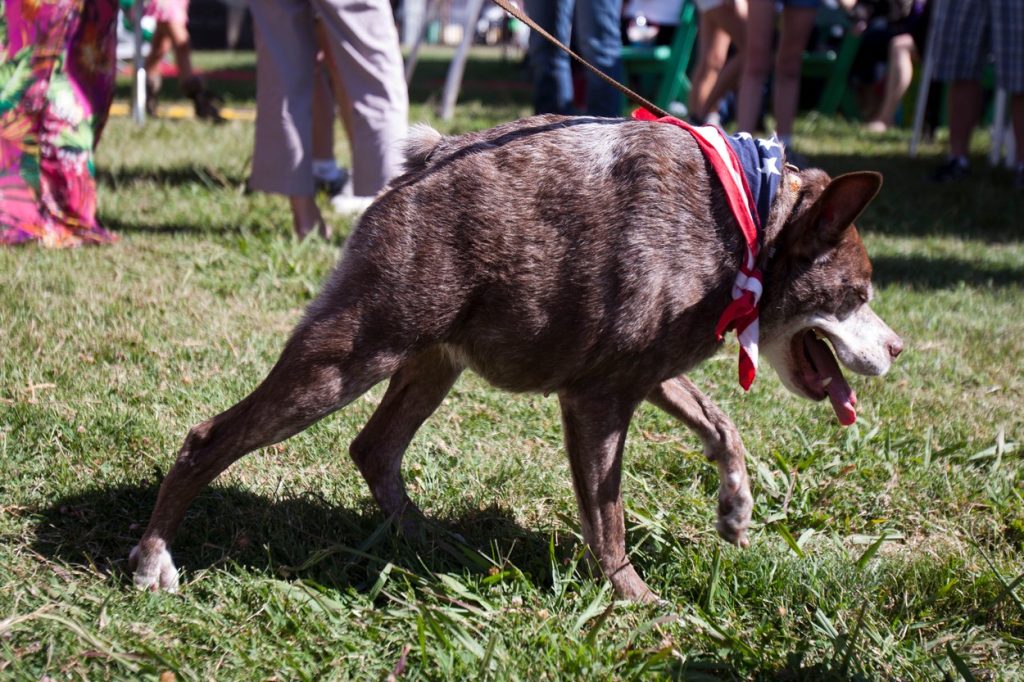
[762,156,781,176]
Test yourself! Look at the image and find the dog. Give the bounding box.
[130,115,902,601]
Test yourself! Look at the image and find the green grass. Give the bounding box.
[1,49,1023,680]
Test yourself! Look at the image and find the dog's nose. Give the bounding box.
[887,336,904,359]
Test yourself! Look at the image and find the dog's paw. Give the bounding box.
[716,477,753,548]
[129,543,180,593]
[609,565,661,604]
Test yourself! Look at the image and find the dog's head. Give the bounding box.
[760,169,902,425]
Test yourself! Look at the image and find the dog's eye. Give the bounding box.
[836,288,868,318]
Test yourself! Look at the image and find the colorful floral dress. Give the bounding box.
[1,0,118,247]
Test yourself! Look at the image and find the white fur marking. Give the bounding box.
[131,544,180,593]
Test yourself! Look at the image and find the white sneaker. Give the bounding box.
[330,194,375,216]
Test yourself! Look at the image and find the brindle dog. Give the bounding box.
[130,116,902,601]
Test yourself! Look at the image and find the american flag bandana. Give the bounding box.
[632,108,785,390]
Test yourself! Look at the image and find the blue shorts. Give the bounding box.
[779,0,821,8]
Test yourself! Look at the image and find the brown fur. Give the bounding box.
[130,115,894,601]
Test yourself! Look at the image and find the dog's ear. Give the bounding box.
[794,171,882,256]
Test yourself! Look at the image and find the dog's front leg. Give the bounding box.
[558,389,657,603]
[647,377,753,548]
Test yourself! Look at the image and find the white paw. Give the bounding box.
[129,543,180,593]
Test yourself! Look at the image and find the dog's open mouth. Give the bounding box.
[792,329,857,425]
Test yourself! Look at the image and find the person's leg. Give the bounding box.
[154,1,224,120]
[289,195,328,239]
[575,0,623,117]
[1012,93,1024,156]
[1011,95,1024,180]
[311,62,349,198]
[929,0,985,179]
[313,21,354,144]
[690,1,746,121]
[166,19,195,83]
[525,0,574,114]
[771,5,817,141]
[249,0,324,236]
[143,23,171,75]
[947,80,983,158]
[990,0,1024,168]
[312,63,336,163]
[702,0,747,119]
[688,13,729,119]
[867,33,916,130]
[736,0,775,133]
[314,0,409,197]
[143,23,171,115]
[310,38,349,199]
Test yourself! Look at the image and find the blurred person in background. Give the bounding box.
[1,0,119,247]
[687,0,747,124]
[736,0,819,152]
[143,0,224,120]
[248,0,408,239]
[524,0,624,117]
[928,0,1024,187]
[860,1,930,133]
[311,32,351,200]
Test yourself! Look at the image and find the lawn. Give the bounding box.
[1,49,1023,680]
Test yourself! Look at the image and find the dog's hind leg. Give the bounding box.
[558,389,658,603]
[647,376,752,548]
[349,346,462,533]
[130,310,409,592]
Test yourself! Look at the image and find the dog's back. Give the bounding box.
[320,116,748,391]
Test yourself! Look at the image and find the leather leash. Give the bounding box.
[492,0,673,119]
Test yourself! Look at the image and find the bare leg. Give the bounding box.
[688,14,732,120]
[315,21,355,146]
[737,0,775,133]
[866,33,916,130]
[143,25,172,116]
[688,1,746,121]
[948,80,983,159]
[144,23,172,75]
[289,195,327,240]
[349,347,462,531]
[312,65,336,162]
[708,0,748,111]
[647,376,752,547]
[558,389,656,603]
[705,56,744,121]
[1010,93,1024,164]
[131,309,408,591]
[166,20,195,82]
[772,6,817,140]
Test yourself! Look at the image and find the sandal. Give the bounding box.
[182,77,225,123]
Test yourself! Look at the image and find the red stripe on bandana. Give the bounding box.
[633,108,763,390]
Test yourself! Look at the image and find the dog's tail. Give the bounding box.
[403,123,444,173]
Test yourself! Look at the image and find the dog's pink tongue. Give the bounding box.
[805,335,857,426]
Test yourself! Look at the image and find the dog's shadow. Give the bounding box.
[31,488,868,679]
[30,481,562,592]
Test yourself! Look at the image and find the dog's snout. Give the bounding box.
[887,335,904,359]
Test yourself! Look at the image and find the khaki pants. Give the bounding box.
[250,0,408,197]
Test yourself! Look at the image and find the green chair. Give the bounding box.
[621,1,700,112]
[801,8,862,118]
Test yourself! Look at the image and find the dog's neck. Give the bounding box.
[758,166,804,269]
